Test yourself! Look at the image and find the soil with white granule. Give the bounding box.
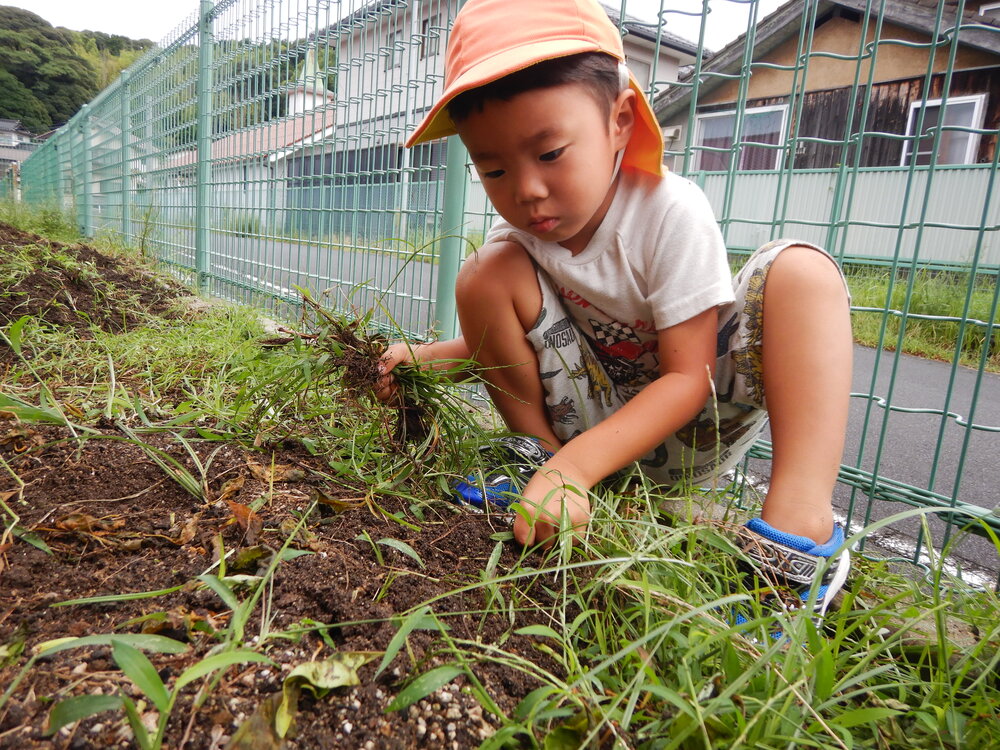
[0,223,566,749]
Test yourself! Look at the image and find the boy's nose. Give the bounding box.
[514,169,548,203]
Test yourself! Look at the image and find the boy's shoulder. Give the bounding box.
[617,168,716,222]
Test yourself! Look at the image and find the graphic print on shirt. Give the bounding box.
[567,348,614,408]
[732,267,767,405]
[542,317,578,349]
[548,395,578,425]
[584,318,659,401]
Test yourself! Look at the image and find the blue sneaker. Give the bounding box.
[452,436,552,510]
[732,519,851,631]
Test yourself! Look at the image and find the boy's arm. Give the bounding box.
[513,307,718,546]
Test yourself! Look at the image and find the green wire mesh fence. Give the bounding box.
[14,0,1000,582]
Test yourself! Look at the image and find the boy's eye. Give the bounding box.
[539,147,565,162]
[482,169,505,179]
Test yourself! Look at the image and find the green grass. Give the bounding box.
[0,199,80,243]
[3,204,999,748]
[846,266,999,372]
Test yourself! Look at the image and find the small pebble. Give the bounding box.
[342,721,353,734]
[439,690,452,703]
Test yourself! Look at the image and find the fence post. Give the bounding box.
[434,134,468,339]
[119,70,132,246]
[195,0,215,294]
[78,104,92,237]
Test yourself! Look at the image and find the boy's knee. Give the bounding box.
[768,245,847,301]
[456,241,541,327]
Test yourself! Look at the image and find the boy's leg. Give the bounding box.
[759,245,852,544]
[455,242,563,451]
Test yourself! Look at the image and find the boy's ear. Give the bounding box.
[611,88,637,150]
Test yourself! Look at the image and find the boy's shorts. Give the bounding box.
[527,239,849,488]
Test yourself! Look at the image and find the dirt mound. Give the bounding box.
[0,222,190,338]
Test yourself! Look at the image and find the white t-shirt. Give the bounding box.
[484,168,734,343]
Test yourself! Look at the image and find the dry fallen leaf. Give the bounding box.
[171,513,201,546]
[248,462,306,483]
[218,475,246,505]
[227,500,264,544]
[55,513,125,533]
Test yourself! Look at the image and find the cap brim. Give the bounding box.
[407,54,664,177]
[406,39,607,148]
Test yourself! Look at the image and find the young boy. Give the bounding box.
[377,0,853,618]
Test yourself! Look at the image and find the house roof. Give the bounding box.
[168,113,336,169]
[0,119,34,137]
[600,4,708,58]
[654,0,1000,121]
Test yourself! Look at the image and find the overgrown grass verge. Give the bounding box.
[846,266,999,372]
[0,207,997,748]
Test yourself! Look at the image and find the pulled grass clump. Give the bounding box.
[0,208,997,749]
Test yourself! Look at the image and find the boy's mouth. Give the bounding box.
[528,217,558,234]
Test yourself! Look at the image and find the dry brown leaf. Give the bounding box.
[248,462,307,484]
[217,475,246,505]
[55,513,125,533]
[172,514,201,545]
[227,500,264,544]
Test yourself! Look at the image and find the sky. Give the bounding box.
[6,0,784,50]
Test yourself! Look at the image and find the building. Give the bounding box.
[650,0,1000,268]
[0,119,38,184]
[655,0,1000,171]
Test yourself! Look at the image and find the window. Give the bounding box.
[901,94,987,166]
[384,29,403,71]
[694,105,787,171]
[627,57,651,90]
[420,16,440,60]
[410,141,445,181]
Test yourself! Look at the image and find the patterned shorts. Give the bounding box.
[527,239,848,487]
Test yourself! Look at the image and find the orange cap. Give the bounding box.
[405,0,664,176]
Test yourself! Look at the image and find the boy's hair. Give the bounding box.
[446,52,620,124]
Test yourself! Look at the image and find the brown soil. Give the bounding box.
[0,225,561,749]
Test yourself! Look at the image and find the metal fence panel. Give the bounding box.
[13,0,1000,578]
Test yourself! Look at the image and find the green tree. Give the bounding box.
[0,5,152,132]
[0,68,50,132]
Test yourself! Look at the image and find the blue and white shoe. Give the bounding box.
[733,518,851,631]
[451,436,552,511]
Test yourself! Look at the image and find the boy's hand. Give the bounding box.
[375,342,416,403]
[512,461,592,548]
[375,336,473,403]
